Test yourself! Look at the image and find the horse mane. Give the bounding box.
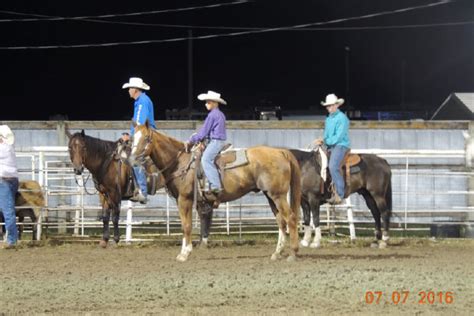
[74,132,118,161]
[151,129,185,151]
[288,149,321,169]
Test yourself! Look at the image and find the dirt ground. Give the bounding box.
[0,238,473,315]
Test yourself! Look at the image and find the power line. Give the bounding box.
[0,0,460,50]
[0,0,249,22]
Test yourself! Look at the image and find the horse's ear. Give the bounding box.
[81,129,85,137]
[145,119,149,128]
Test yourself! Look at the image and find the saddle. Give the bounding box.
[193,142,249,204]
[319,147,362,198]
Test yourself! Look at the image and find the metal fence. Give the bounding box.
[8,146,472,242]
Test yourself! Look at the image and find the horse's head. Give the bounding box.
[67,130,87,175]
[129,120,153,165]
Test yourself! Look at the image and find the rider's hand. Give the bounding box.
[184,141,191,153]
[121,133,130,142]
[314,138,324,146]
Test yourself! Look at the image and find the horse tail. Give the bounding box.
[288,152,302,221]
[385,171,392,213]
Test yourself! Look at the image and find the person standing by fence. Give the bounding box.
[0,125,19,249]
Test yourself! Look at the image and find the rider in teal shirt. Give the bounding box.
[316,94,351,204]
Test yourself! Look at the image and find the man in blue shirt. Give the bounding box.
[122,77,156,203]
[315,94,351,204]
[185,91,227,197]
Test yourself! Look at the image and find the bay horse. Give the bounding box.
[66,130,137,247]
[129,121,301,262]
[289,148,392,248]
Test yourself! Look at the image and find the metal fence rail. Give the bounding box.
[5,146,472,242]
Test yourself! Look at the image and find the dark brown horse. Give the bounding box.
[66,130,138,247]
[289,148,392,248]
[129,121,301,262]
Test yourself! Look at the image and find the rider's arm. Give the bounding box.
[189,114,214,144]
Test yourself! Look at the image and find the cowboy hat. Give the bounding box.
[122,77,150,90]
[197,90,227,105]
[0,125,14,145]
[321,93,344,106]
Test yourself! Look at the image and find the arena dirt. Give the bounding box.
[1,238,473,315]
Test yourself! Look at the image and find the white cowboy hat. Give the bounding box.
[197,90,227,105]
[321,93,345,106]
[0,125,14,145]
[122,77,150,90]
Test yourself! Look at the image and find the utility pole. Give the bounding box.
[401,59,406,110]
[187,29,194,109]
[345,46,350,107]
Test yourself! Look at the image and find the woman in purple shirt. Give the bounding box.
[186,91,227,195]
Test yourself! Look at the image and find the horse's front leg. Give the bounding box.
[176,195,194,262]
[300,197,313,247]
[310,196,322,248]
[198,201,213,247]
[112,203,121,244]
[100,200,111,248]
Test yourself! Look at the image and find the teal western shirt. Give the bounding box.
[323,109,351,148]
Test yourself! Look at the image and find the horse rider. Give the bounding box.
[185,91,227,197]
[122,77,156,204]
[315,93,351,205]
[0,125,20,249]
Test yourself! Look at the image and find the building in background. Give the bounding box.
[431,93,474,120]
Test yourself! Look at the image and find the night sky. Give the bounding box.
[0,0,472,120]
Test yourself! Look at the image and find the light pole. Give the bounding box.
[187,29,194,109]
[345,46,350,107]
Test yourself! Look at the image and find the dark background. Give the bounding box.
[0,0,472,120]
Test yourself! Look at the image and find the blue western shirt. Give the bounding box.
[189,108,226,143]
[130,92,156,136]
[323,109,351,148]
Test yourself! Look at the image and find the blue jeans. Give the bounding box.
[0,177,19,245]
[202,139,226,190]
[133,166,147,197]
[329,145,349,198]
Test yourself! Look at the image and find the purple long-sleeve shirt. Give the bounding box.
[189,108,226,143]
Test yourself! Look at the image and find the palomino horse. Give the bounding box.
[289,149,392,248]
[67,130,142,247]
[0,180,45,240]
[129,121,301,262]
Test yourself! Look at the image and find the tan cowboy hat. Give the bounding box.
[122,77,150,90]
[0,125,14,145]
[321,93,345,106]
[197,90,227,105]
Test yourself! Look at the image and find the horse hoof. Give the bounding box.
[271,253,282,261]
[379,241,388,249]
[176,253,188,262]
[99,240,108,248]
[300,240,309,247]
[287,255,297,262]
[370,242,379,248]
[310,242,321,249]
[200,238,209,248]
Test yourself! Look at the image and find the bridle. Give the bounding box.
[131,129,187,184]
